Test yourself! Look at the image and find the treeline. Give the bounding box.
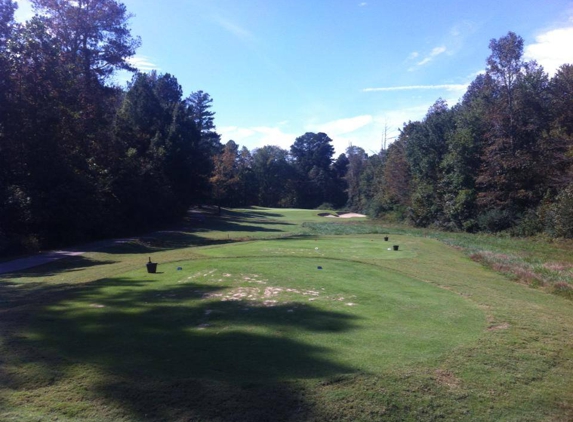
[2,0,572,255]
[209,133,348,211]
[337,32,573,237]
[0,0,224,253]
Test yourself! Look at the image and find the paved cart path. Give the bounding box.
[0,250,87,274]
[0,239,136,275]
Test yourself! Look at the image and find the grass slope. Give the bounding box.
[0,207,572,421]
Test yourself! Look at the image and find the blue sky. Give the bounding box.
[14,0,573,155]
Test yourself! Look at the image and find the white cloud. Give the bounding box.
[430,46,447,56]
[334,103,438,154]
[218,126,256,141]
[363,84,469,93]
[251,126,297,149]
[306,115,374,155]
[409,45,447,70]
[219,125,295,151]
[524,25,573,75]
[127,55,160,72]
[466,69,486,79]
[359,2,368,6]
[322,107,429,155]
[112,56,160,86]
[415,57,432,67]
[449,21,477,39]
[324,99,474,155]
[407,22,475,71]
[377,104,430,128]
[212,16,257,44]
[308,115,373,136]
[220,117,375,157]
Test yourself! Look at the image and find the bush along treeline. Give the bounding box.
[339,32,573,237]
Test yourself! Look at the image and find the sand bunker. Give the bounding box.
[323,212,367,218]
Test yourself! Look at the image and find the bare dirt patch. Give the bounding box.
[222,287,261,301]
[435,369,462,389]
[186,270,357,308]
[488,322,510,331]
[208,285,324,306]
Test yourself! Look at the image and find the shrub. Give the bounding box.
[316,203,335,211]
[510,209,544,237]
[477,208,514,233]
[551,185,573,238]
[365,199,385,218]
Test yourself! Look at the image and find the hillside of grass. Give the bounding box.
[303,220,573,300]
[1,207,572,421]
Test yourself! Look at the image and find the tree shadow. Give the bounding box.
[0,208,298,267]
[189,218,290,234]
[221,208,286,219]
[102,233,237,254]
[100,214,294,255]
[0,275,361,421]
[0,255,118,279]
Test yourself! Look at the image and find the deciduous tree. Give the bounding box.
[290,132,336,208]
[210,140,240,214]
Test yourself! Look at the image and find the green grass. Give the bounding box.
[1,207,572,421]
[304,220,573,299]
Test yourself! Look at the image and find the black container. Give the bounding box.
[393,245,399,251]
[146,257,157,273]
[384,236,389,241]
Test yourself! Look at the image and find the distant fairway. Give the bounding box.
[198,235,417,261]
[1,207,572,421]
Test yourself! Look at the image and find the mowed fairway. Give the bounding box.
[1,208,572,421]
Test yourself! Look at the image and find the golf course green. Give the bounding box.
[1,208,572,421]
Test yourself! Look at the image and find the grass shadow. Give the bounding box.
[102,214,295,255]
[0,274,360,421]
[219,208,286,219]
[0,255,118,280]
